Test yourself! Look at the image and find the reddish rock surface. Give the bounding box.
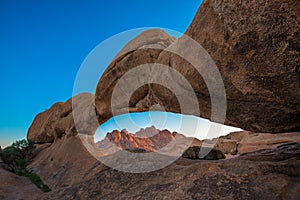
[97,126,182,153]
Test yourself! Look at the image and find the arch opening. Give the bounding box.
[94,111,242,143]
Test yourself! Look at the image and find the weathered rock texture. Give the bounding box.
[214,131,300,157]
[94,0,300,133]
[27,135,108,190]
[184,0,300,132]
[95,29,177,125]
[33,140,300,199]
[220,131,300,155]
[28,93,97,143]
[24,129,300,198]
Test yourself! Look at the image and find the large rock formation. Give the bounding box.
[21,0,300,198]
[28,93,97,143]
[184,0,300,132]
[27,0,300,145]
[94,0,300,133]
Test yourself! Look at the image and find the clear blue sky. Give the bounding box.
[0,0,205,147]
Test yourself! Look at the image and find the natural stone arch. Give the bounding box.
[95,0,300,133]
[28,0,300,144]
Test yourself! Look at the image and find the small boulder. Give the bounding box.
[182,146,199,159]
[215,139,238,155]
[182,146,225,160]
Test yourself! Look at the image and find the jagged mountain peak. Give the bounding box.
[98,126,183,152]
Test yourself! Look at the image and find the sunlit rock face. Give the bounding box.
[96,126,184,154]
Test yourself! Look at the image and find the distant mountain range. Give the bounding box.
[96,126,187,153]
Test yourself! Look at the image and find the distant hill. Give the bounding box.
[96,126,187,153]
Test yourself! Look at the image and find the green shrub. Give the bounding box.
[0,139,51,192]
[17,170,51,192]
[0,139,35,172]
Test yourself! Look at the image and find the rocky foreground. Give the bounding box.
[42,141,300,200]
[0,158,42,200]
[2,129,300,199]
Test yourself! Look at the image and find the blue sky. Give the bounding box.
[0,0,242,147]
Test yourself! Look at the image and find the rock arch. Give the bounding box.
[28,0,300,143]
